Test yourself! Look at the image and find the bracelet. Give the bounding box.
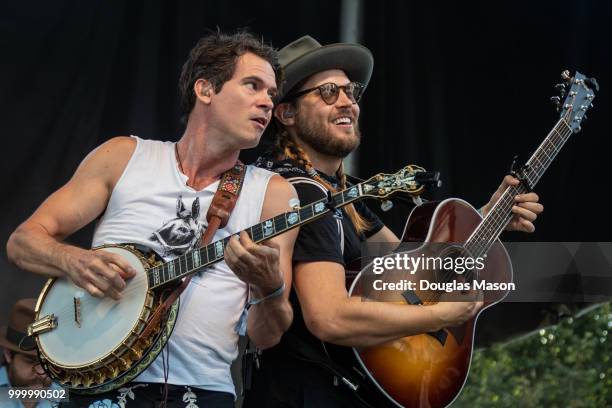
[248,282,286,305]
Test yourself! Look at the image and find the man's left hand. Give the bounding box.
[482,175,544,233]
[224,231,284,296]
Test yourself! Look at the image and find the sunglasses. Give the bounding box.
[288,82,365,105]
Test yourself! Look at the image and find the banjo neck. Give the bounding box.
[146,196,343,289]
[147,165,426,289]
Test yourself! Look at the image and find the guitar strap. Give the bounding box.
[141,161,247,339]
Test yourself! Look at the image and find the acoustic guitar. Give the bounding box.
[347,70,598,408]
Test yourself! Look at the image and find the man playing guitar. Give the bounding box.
[245,35,544,407]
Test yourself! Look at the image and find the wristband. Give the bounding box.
[248,282,286,305]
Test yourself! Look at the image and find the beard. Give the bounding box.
[7,362,50,388]
[294,111,361,158]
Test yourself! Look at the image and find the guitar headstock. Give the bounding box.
[360,165,431,199]
[551,70,598,133]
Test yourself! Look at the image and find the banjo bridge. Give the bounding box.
[74,297,81,327]
[28,314,58,336]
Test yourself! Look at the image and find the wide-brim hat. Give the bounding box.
[277,35,373,102]
[0,298,38,356]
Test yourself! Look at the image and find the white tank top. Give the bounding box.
[92,136,274,395]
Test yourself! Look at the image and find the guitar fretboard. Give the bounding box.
[465,116,574,258]
[146,184,364,288]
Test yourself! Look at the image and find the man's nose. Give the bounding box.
[33,364,52,386]
[336,88,354,107]
[257,92,274,112]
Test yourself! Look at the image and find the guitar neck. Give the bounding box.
[465,116,574,258]
[147,183,365,289]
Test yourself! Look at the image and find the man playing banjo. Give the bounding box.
[7,30,298,407]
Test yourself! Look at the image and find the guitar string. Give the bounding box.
[359,114,572,307]
[457,117,571,298]
[464,111,572,263]
[469,114,573,257]
[467,112,573,257]
[413,109,574,305]
[429,119,573,301]
[413,138,552,304]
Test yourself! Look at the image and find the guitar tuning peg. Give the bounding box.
[550,96,561,106]
[554,83,566,97]
[561,70,572,81]
[585,77,600,91]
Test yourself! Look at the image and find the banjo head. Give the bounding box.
[36,246,151,368]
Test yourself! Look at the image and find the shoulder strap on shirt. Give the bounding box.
[285,175,329,193]
[286,175,345,254]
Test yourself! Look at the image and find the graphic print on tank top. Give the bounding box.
[149,195,205,257]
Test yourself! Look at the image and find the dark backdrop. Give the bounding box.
[1,0,610,346]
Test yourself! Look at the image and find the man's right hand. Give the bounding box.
[5,137,139,297]
[63,247,137,300]
[430,292,483,329]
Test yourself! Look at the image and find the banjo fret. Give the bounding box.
[167,260,175,279]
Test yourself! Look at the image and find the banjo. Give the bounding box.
[27,164,431,394]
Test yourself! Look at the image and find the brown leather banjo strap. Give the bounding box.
[142,161,247,338]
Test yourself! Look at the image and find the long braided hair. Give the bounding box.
[270,121,373,235]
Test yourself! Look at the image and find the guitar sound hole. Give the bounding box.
[434,245,479,284]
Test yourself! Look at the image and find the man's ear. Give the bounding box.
[3,348,12,365]
[194,79,213,104]
[275,103,296,125]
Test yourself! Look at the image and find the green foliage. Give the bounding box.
[453,303,611,407]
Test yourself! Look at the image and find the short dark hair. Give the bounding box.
[178,29,281,124]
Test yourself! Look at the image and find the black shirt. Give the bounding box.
[244,158,393,408]
[292,174,384,266]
